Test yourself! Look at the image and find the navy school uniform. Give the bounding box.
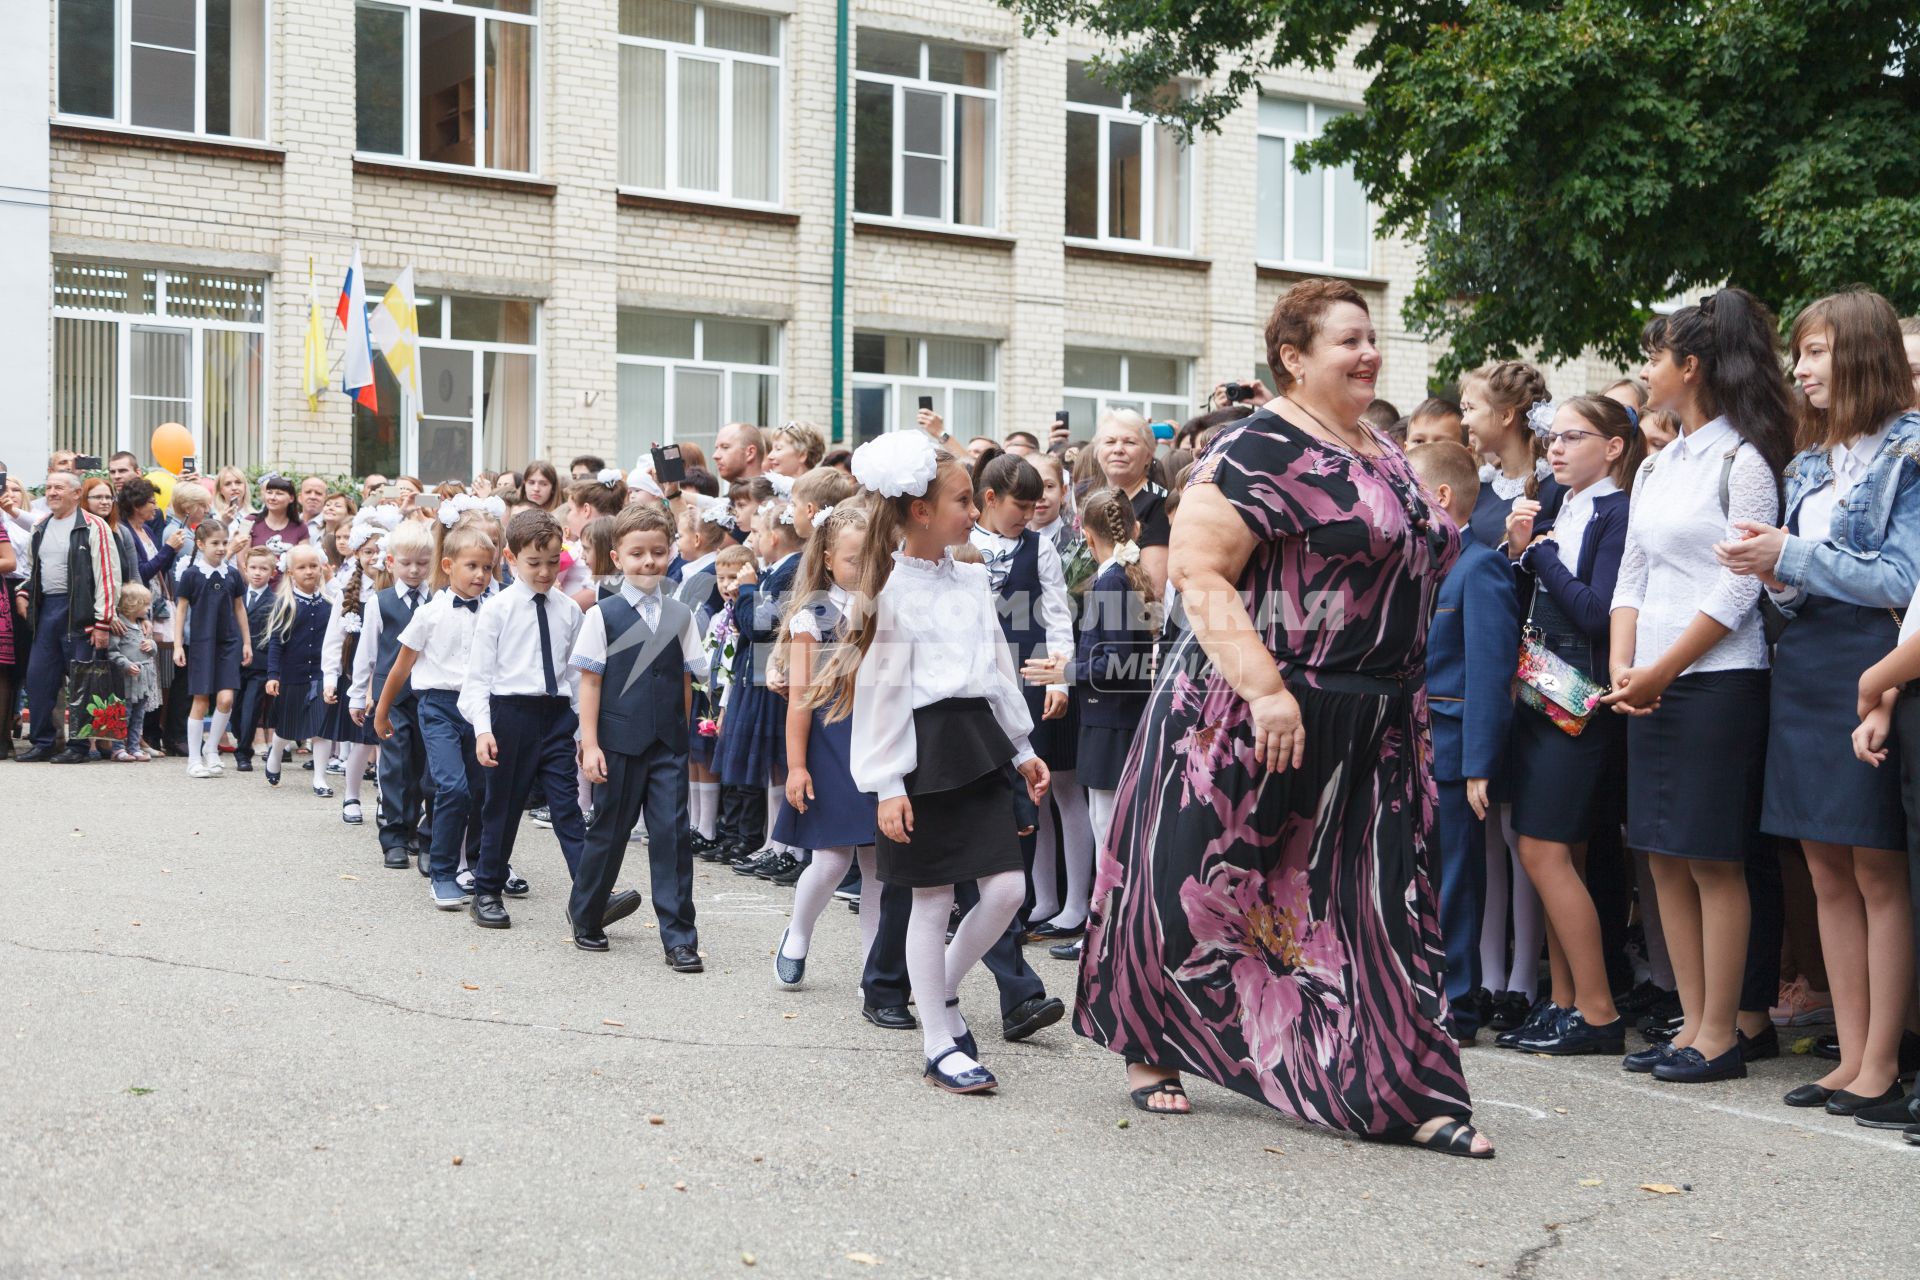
[366,585,434,856]
[982,529,1077,770]
[1469,470,1565,551]
[266,590,331,741]
[1426,526,1523,1034]
[771,591,877,850]
[233,582,276,764]
[1072,561,1155,791]
[674,552,723,769]
[1507,487,1629,845]
[713,551,798,787]
[401,592,489,888]
[319,584,379,747]
[178,562,244,698]
[570,587,703,950]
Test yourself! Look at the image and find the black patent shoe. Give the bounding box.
[1487,991,1532,1032]
[1615,980,1675,1017]
[1516,1011,1626,1056]
[1002,995,1066,1042]
[862,1003,917,1031]
[1623,1042,1675,1073]
[924,1046,996,1094]
[1048,940,1084,962]
[945,998,977,1061]
[1495,1000,1563,1049]
[470,893,510,929]
[383,846,410,870]
[1652,1043,1747,1083]
[573,930,610,952]
[1783,1082,1837,1108]
[1826,1082,1904,1116]
[665,944,704,973]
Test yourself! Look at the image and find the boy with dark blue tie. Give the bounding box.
[570,504,710,966]
[232,547,277,771]
[1410,441,1522,1046]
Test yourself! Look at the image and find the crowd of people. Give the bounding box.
[9,276,1920,1162]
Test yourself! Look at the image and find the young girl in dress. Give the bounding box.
[771,505,880,987]
[174,520,251,778]
[321,524,385,824]
[263,544,335,795]
[839,430,1051,1095]
[967,454,1085,940]
[108,582,160,762]
[1498,395,1642,1055]
[719,498,804,870]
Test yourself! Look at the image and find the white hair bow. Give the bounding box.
[346,519,383,552]
[1526,399,1557,440]
[813,504,836,526]
[1114,540,1141,566]
[597,467,623,489]
[852,429,939,499]
[695,493,735,528]
[763,472,795,500]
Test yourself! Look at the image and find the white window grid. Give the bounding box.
[1063,351,1192,426]
[615,315,783,450]
[1257,96,1372,274]
[851,335,997,443]
[354,0,541,178]
[854,41,999,229]
[379,292,542,479]
[617,5,783,207]
[1064,80,1193,252]
[54,0,274,142]
[53,262,270,463]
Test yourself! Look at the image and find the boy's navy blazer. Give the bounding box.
[240,585,275,672]
[1428,529,1522,783]
[1518,489,1630,679]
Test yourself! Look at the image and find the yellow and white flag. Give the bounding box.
[301,256,328,411]
[369,266,422,419]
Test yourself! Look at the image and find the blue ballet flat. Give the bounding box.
[773,928,806,989]
[924,1046,996,1095]
[1623,1042,1675,1074]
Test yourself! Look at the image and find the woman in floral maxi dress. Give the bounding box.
[1075,279,1493,1158]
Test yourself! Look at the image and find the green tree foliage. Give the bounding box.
[1005,1,1920,373]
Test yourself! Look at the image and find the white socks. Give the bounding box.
[1478,806,1545,998]
[691,781,719,839]
[266,734,286,773]
[186,718,203,769]
[205,708,230,765]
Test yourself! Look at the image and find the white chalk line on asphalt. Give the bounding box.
[1482,1050,1912,1154]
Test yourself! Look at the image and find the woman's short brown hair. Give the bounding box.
[1789,288,1914,450]
[1264,278,1369,391]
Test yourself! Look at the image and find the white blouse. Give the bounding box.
[850,551,1036,801]
[1794,420,1891,543]
[1550,476,1618,573]
[1612,417,1776,674]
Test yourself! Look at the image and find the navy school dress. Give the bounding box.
[1470,470,1565,551]
[318,590,379,747]
[178,562,244,698]
[771,593,878,849]
[982,528,1078,770]
[267,591,332,741]
[713,552,798,787]
[674,554,724,770]
[1073,560,1154,791]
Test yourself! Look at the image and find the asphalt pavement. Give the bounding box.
[4,756,1918,1278]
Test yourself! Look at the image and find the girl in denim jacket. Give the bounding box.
[1718,288,1920,1117]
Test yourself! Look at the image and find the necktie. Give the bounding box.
[532,593,557,695]
[247,589,259,610]
[453,596,479,613]
[404,590,417,611]
[641,593,659,632]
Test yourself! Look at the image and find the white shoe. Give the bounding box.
[202,752,224,775]
[187,763,212,779]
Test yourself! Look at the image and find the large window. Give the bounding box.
[851,333,995,444]
[56,0,268,140]
[853,32,997,228]
[1256,97,1371,272]
[352,293,537,481]
[355,0,537,174]
[1062,348,1189,430]
[618,0,781,206]
[53,260,267,471]
[1063,62,1190,251]
[616,311,780,464]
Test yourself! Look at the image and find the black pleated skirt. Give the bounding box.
[1628,668,1768,861]
[875,698,1023,888]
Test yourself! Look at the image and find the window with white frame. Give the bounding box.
[53,259,267,471]
[851,333,995,444]
[56,0,268,140]
[616,311,780,464]
[853,31,997,228]
[1256,97,1371,272]
[617,0,781,205]
[1062,348,1190,431]
[352,293,538,481]
[1063,62,1191,251]
[354,0,537,175]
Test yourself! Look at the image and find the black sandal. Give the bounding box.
[1129,1080,1192,1114]
[1396,1118,1494,1159]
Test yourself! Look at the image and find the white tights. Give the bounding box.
[909,871,1026,1070]
[1030,771,1092,928]
[267,735,333,794]
[1477,804,1545,998]
[341,743,373,805]
[781,845,879,965]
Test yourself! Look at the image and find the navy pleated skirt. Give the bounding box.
[1763,598,1904,849]
[772,705,876,849]
[714,681,784,787]
[1628,668,1768,861]
[274,673,329,740]
[186,630,242,698]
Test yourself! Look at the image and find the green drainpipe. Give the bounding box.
[830,0,849,442]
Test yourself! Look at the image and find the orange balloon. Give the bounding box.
[150,421,194,475]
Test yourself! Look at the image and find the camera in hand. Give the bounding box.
[651,443,687,485]
[918,395,935,413]
[1223,382,1258,404]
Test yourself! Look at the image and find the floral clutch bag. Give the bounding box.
[1514,634,1606,737]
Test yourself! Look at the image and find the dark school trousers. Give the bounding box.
[574,740,695,952]
[718,783,766,849]
[232,667,270,763]
[474,694,585,895]
[418,690,486,885]
[1435,779,1487,1034]
[862,880,1046,1017]
[377,694,433,853]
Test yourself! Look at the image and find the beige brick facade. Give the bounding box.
[36,0,1627,478]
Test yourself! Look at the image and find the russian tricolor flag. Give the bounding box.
[336,244,378,412]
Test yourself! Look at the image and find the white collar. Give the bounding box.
[293,590,320,604]
[1677,416,1734,459]
[620,581,665,608]
[827,583,850,610]
[1834,422,1894,473]
[892,549,953,576]
[1563,476,1620,509]
[1032,516,1065,539]
[972,524,1023,547]
[768,550,800,575]
[682,550,717,575]
[1096,555,1124,576]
